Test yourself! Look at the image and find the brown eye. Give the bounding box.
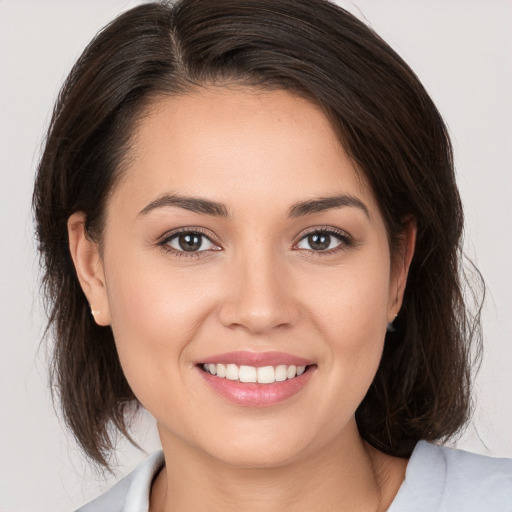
[179,233,201,251]
[167,232,216,252]
[307,233,331,251]
[296,230,348,251]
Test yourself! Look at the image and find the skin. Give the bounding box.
[68,87,415,511]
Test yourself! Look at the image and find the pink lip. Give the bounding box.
[199,351,312,367]
[198,368,315,407]
[196,351,316,407]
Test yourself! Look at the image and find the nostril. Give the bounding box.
[218,304,298,335]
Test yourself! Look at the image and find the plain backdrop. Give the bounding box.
[1,1,511,510]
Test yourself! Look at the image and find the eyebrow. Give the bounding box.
[138,192,369,219]
[288,194,370,219]
[139,193,229,217]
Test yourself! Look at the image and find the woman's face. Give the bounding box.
[72,87,413,467]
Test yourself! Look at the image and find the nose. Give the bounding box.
[218,249,300,335]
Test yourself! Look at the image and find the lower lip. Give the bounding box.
[198,366,315,407]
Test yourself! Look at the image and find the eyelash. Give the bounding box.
[157,227,221,258]
[294,227,353,255]
[157,226,353,258]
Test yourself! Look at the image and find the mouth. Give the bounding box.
[200,363,311,384]
[196,353,317,406]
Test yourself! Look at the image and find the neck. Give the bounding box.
[150,421,407,512]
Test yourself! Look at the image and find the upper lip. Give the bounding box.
[199,351,313,367]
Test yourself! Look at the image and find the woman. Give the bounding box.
[33,0,512,510]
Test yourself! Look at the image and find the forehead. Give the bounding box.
[113,87,376,215]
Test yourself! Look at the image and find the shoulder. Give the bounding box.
[75,451,165,512]
[389,441,512,511]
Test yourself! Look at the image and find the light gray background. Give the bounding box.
[1,1,510,510]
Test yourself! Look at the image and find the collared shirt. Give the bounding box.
[76,441,512,511]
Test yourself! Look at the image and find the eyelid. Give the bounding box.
[293,226,354,251]
[156,225,354,258]
[157,227,222,256]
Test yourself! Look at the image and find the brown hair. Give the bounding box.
[33,0,482,467]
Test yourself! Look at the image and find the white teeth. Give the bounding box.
[225,364,239,380]
[257,366,275,384]
[216,364,227,378]
[239,365,257,383]
[202,363,309,384]
[287,365,297,379]
[275,365,287,382]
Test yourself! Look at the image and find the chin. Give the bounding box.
[211,443,306,470]
[195,420,329,470]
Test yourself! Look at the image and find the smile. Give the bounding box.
[198,359,316,406]
[201,363,307,384]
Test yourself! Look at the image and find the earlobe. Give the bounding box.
[67,212,111,326]
[388,218,417,323]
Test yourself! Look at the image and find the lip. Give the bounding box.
[196,351,316,407]
[198,351,312,367]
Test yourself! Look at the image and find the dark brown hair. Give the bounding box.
[33,0,482,467]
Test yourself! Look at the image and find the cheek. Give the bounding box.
[304,256,391,385]
[308,256,391,339]
[107,250,213,333]
[103,253,218,401]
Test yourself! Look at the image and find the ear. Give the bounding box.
[67,212,111,326]
[388,217,417,323]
